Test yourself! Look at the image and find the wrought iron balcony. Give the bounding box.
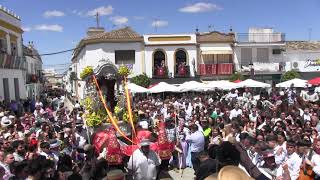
[0,52,27,70]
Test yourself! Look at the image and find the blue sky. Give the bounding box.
[2,0,320,73]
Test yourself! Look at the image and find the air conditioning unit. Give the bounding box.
[292,62,299,69]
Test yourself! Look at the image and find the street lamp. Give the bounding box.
[249,63,254,79]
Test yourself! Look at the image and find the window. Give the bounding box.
[115,50,135,65]
[3,78,10,102]
[241,48,252,65]
[217,54,233,63]
[202,54,215,64]
[257,48,269,62]
[14,78,20,100]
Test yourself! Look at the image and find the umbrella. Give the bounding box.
[178,81,209,92]
[206,80,237,90]
[148,82,179,93]
[237,79,271,88]
[308,77,320,86]
[127,83,149,93]
[234,79,242,83]
[276,78,307,88]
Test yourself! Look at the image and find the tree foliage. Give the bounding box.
[131,73,151,88]
[80,66,93,80]
[229,72,244,82]
[281,70,300,81]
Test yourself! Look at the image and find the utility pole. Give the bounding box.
[95,12,100,28]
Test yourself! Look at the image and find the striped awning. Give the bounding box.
[200,46,233,54]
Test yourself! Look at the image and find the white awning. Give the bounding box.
[200,46,233,54]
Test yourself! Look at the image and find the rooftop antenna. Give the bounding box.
[95,12,100,28]
[154,18,158,33]
[308,28,312,41]
[208,25,213,32]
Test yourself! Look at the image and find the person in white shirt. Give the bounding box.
[229,104,242,120]
[127,139,161,180]
[276,140,302,180]
[304,138,320,177]
[301,108,311,122]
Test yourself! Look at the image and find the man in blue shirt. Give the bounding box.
[186,124,205,173]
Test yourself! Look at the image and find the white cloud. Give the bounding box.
[179,2,222,13]
[22,27,32,32]
[110,16,128,25]
[43,10,65,18]
[72,9,85,16]
[151,20,168,27]
[133,16,145,20]
[87,6,113,16]
[34,24,63,32]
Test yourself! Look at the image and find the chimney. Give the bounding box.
[86,27,105,37]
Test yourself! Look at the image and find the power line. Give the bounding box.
[25,46,83,57]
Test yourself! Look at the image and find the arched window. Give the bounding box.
[175,49,188,75]
[153,50,165,68]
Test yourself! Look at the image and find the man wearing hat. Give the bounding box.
[127,139,161,180]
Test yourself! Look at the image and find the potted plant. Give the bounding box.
[80,66,94,80]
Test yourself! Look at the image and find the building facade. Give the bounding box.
[234,28,286,83]
[144,34,197,78]
[197,31,235,79]
[0,5,27,102]
[284,41,320,79]
[24,42,43,100]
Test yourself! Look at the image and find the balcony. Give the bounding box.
[153,66,168,78]
[174,65,190,78]
[240,62,286,73]
[236,33,285,43]
[0,52,26,70]
[198,63,233,76]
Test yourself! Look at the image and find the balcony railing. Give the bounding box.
[175,65,190,78]
[153,66,168,78]
[236,33,285,43]
[0,52,27,70]
[240,62,286,72]
[198,63,233,76]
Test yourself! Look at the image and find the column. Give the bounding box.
[5,33,11,55]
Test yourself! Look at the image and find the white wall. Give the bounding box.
[0,69,26,100]
[74,42,143,99]
[234,45,285,67]
[284,50,320,72]
[144,45,197,77]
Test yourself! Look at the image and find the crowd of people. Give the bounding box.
[0,84,319,180]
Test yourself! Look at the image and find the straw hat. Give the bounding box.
[106,169,126,180]
[218,166,254,180]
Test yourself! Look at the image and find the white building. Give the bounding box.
[24,42,43,100]
[71,26,239,100]
[0,5,27,102]
[234,28,286,83]
[284,41,320,79]
[197,31,235,79]
[72,27,144,100]
[144,34,197,78]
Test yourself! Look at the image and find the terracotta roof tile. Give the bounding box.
[85,27,142,40]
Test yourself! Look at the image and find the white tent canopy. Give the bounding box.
[178,81,209,92]
[276,78,307,88]
[127,83,149,93]
[149,82,179,93]
[205,80,237,90]
[236,79,271,88]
